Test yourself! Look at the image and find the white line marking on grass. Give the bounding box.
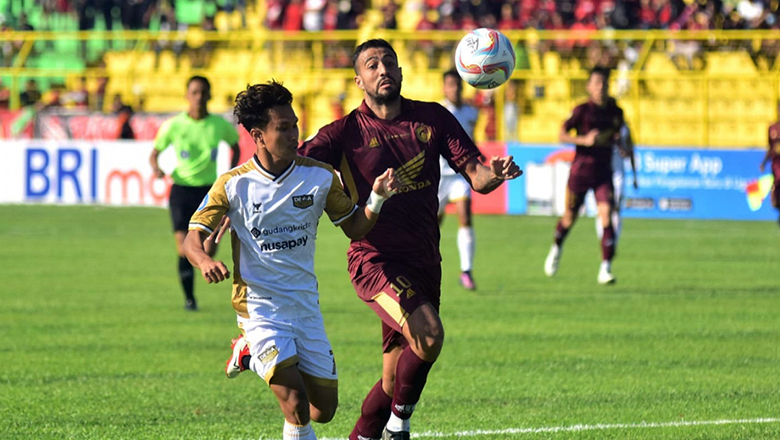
[315,417,780,440]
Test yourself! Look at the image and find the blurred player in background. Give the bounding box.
[185,81,399,440]
[760,104,780,225]
[150,75,240,311]
[545,67,623,285]
[595,117,637,244]
[299,39,521,440]
[439,69,480,290]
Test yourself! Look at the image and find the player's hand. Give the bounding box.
[489,156,523,180]
[200,259,230,284]
[373,168,399,198]
[211,216,232,244]
[153,168,165,179]
[582,129,599,146]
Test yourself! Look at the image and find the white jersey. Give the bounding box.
[189,155,358,324]
[439,99,479,176]
[612,124,630,177]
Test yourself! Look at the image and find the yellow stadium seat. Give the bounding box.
[133,52,156,74]
[705,52,757,76]
[214,11,230,31]
[157,51,177,73]
[542,51,561,74]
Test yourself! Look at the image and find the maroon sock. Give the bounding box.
[554,221,570,247]
[391,346,434,419]
[602,223,615,261]
[349,379,392,440]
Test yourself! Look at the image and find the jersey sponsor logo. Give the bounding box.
[258,345,279,364]
[251,227,261,238]
[393,150,432,193]
[396,151,425,185]
[368,137,380,148]
[259,222,312,237]
[196,194,209,211]
[415,124,432,143]
[259,235,309,252]
[292,194,314,209]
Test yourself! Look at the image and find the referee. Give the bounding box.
[150,75,240,311]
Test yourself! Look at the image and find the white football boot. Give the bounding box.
[544,244,561,277]
[597,261,616,285]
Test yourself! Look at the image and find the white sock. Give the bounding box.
[457,226,475,273]
[595,217,604,240]
[600,260,611,273]
[283,420,317,440]
[386,412,411,432]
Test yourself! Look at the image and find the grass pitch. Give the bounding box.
[1,205,778,439]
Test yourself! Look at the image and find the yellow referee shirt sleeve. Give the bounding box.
[154,117,175,152]
[325,170,358,226]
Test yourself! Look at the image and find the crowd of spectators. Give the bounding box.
[0,0,776,36]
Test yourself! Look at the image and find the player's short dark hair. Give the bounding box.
[233,80,293,131]
[352,39,398,74]
[443,68,461,83]
[187,75,211,91]
[588,67,611,81]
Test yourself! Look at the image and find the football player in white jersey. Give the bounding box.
[595,122,637,244]
[438,69,481,290]
[183,81,398,440]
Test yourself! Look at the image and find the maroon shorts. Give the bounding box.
[567,166,614,212]
[348,254,441,352]
[772,162,780,208]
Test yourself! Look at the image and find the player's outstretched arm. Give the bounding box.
[339,168,399,240]
[760,149,772,173]
[183,230,230,284]
[462,156,522,194]
[560,127,599,147]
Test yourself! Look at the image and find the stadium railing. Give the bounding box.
[1,29,779,147]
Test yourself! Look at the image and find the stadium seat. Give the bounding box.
[542,52,561,74]
[705,52,757,76]
[157,51,178,73]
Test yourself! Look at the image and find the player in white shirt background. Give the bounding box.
[183,81,398,440]
[593,123,638,244]
[439,69,481,290]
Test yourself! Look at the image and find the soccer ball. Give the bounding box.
[455,28,516,90]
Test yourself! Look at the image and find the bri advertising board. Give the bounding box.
[505,143,777,221]
[0,141,233,206]
[0,140,776,221]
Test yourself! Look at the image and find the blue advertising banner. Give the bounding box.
[506,143,776,221]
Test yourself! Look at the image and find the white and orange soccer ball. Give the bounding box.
[455,28,516,90]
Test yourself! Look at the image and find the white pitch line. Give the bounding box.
[314,417,780,440]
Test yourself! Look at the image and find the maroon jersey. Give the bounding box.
[563,99,624,179]
[299,97,481,264]
[768,122,780,174]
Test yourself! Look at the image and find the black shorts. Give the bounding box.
[169,184,211,232]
